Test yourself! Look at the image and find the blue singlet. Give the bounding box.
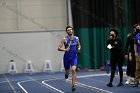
[63,36,78,70]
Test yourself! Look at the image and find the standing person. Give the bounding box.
[124,24,138,84]
[58,26,81,91]
[134,24,140,87]
[107,29,124,87]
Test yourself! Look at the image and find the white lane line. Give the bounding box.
[17,79,48,93]
[77,73,109,78]
[17,82,28,93]
[65,79,113,93]
[77,73,110,85]
[77,81,113,93]
[27,76,60,93]
[0,81,8,83]
[42,81,64,93]
[65,74,113,93]
[16,73,110,93]
[41,74,111,93]
[17,80,31,93]
[17,77,63,93]
[4,74,17,93]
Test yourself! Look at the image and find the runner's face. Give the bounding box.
[66,28,73,35]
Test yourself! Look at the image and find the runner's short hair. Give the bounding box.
[66,26,73,32]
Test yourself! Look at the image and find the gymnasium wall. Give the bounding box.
[0,0,68,73]
[0,0,67,32]
[0,31,66,73]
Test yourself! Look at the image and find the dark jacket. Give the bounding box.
[107,38,124,58]
[125,33,136,55]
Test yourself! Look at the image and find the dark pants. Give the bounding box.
[110,55,124,83]
[126,54,136,78]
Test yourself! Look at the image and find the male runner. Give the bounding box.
[58,26,81,91]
